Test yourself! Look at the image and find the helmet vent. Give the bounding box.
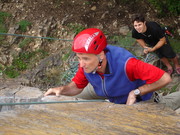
[100,35,102,39]
[94,45,99,50]
[94,41,97,45]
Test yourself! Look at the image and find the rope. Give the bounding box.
[0,32,73,41]
[144,53,159,63]
[0,99,107,106]
[0,32,142,48]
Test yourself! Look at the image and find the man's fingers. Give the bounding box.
[44,88,54,96]
[126,90,137,105]
[44,88,62,97]
[55,91,61,97]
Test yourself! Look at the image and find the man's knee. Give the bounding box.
[154,91,180,110]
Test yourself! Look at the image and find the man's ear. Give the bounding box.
[99,51,105,60]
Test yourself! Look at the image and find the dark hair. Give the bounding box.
[132,14,145,23]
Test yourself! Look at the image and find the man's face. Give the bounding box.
[76,53,99,73]
[133,21,146,33]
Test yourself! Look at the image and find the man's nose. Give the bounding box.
[136,26,140,29]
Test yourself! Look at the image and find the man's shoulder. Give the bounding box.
[132,28,137,33]
[146,21,161,28]
[132,28,140,38]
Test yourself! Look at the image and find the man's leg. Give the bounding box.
[160,57,173,75]
[154,91,180,111]
[74,83,106,99]
[156,43,177,75]
[171,56,180,74]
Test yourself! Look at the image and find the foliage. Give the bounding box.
[160,83,180,95]
[107,32,136,51]
[67,23,85,35]
[0,64,3,76]
[62,51,71,61]
[0,11,11,40]
[17,20,31,32]
[4,66,20,78]
[4,49,48,78]
[169,38,180,53]
[147,0,180,17]
[18,38,33,48]
[0,11,11,23]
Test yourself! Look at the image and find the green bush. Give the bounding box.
[148,0,180,17]
[67,23,85,35]
[4,66,20,78]
[0,11,11,40]
[3,49,48,78]
[18,20,31,32]
[169,38,180,53]
[19,38,33,48]
[0,11,11,23]
[13,57,28,70]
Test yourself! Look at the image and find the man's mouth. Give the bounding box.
[137,29,142,33]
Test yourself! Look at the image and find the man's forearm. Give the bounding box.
[136,39,148,48]
[60,81,83,96]
[152,37,166,51]
[138,72,172,96]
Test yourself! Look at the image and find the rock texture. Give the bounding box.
[0,78,179,134]
[0,94,180,135]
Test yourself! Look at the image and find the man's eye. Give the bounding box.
[84,58,89,61]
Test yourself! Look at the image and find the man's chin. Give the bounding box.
[84,70,91,73]
[83,69,90,73]
[137,30,142,33]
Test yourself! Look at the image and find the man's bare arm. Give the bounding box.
[126,72,172,105]
[136,39,148,48]
[138,72,171,95]
[149,37,166,52]
[136,39,149,54]
[44,81,83,97]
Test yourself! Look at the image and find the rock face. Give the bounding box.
[0,78,180,134]
[0,77,179,135]
[0,79,43,112]
[0,98,179,135]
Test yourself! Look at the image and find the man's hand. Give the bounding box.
[143,47,155,54]
[143,47,149,54]
[147,47,155,53]
[126,90,137,105]
[44,87,62,97]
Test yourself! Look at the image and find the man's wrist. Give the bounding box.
[134,89,141,96]
[134,89,142,101]
[152,46,157,51]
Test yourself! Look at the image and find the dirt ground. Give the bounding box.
[2,0,178,35]
[0,0,179,91]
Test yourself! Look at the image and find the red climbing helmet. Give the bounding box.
[72,28,107,54]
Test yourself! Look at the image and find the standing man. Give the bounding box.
[132,14,180,75]
[44,28,171,105]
